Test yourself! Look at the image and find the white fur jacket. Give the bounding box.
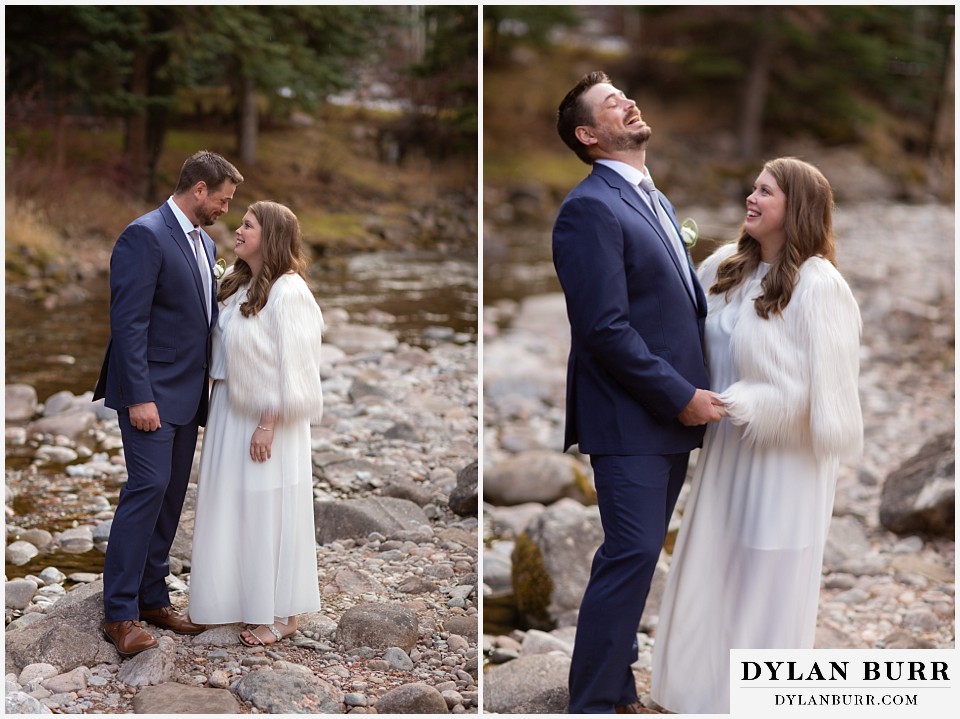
[221,272,324,425]
[698,243,863,462]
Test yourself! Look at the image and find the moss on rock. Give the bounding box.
[510,532,554,630]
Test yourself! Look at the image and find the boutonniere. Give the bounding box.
[680,218,699,248]
[213,258,227,280]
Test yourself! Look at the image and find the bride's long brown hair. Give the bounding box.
[218,201,308,317]
[711,157,837,319]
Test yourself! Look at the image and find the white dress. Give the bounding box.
[189,283,321,624]
[650,261,841,714]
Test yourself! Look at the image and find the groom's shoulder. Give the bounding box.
[560,167,616,206]
[124,205,168,234]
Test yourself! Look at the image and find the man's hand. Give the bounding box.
[129,402,161,432]
[678,389,725,426]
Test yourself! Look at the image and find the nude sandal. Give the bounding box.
[239,621,293,646]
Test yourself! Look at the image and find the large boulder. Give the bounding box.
[314,497,429,545]
[449,461,478,517]
[375,683,449,714]
[442,615,479,643]
[483,653,571,714]
[484,338,563,405]
[5,580,122,674]
[117,636,176,687]
[512,499,603,629]
[336,602,419,653]
[485,502,546,539]
[484,451,594,507]
[880,433,954,537]
[234,665,343,714]
[132,682,241,714]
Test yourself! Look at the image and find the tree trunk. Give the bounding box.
[237,75,259,167]
[409,4,426,63]
[928,29,954,200]
[738,7,778,161]
[123,47,150,198]
[52,108,68,171]
[930,30,954,157]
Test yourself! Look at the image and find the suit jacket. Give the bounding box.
[93,202,217,426]
[699,243,863,462]
[552,162,709,455]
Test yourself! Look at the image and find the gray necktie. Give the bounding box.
[189,228,212,322]
[638,176,694,297]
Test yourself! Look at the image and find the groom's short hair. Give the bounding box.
[557,70,611,165]
[175,151,244,194]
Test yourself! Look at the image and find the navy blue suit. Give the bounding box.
[552,163,709,713]
[94,202,217,622]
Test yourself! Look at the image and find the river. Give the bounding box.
[5,250,478,401]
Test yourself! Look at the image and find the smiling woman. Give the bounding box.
[651,157,862,714]
[744,168,788,261]
[189,199,324,648]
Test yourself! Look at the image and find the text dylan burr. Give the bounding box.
[741,661,949,682]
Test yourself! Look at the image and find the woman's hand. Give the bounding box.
[250,425,274,463]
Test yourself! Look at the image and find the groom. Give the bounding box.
[552,71,723,713]
[94,151,243,656]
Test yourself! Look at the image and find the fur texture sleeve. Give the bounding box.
[718,331,810,449]
[224,275,324,424]
[275,277,325,424]
[798,261,863,461]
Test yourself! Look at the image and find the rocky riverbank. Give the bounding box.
[5,310,479,714]
[482,202,955,713]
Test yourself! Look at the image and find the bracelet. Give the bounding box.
[257,425,274,432]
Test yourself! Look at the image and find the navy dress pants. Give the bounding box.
[567,453,689,714]
[102,410,199,622]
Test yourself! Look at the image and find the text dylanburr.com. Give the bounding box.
[730,649,958,717]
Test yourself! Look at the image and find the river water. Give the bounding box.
[5,250,478,401]
[4,249,477,579]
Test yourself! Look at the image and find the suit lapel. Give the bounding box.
[594,165,699,307]
[160,204,208,314]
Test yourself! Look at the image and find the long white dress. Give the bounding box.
[189,281,322,624]
[650,253,859,714]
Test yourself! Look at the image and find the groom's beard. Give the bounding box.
[600,125,652,153]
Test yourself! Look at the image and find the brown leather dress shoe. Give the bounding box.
[140,605,205,635]
[101,620,158,657]
[615,701,658,714]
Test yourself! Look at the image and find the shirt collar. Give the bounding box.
[596,160,657,208]
[166,196,198,238]
[595,159,655,187]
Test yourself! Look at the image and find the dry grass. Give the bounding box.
[4,198,63,276]
[5,104,477,281]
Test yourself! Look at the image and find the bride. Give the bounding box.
[651,157,863,713]
[189,200,324,646]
